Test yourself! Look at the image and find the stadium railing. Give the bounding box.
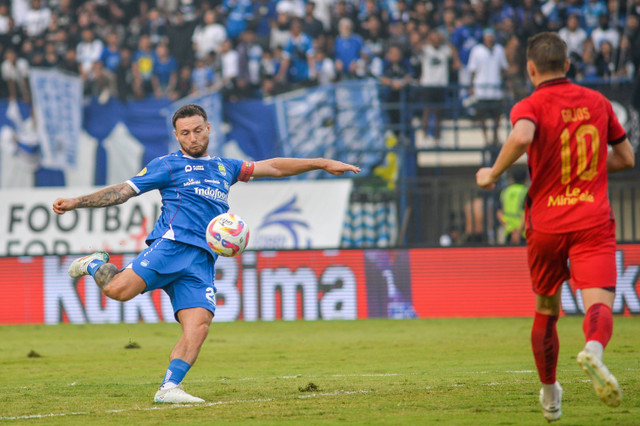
[339,78,639,247]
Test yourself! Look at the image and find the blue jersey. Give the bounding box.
[100,46,121,71]
[127,151,254,256]
[283,33,314,82]
[153,56,178,85]
[223,0,254,39]
[334,34,364,72]
[451,24,482,66]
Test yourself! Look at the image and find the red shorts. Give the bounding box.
[526,220,616,296]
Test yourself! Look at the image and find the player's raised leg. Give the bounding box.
[68,251,146,301]
[154,307,213,403]
[532,292,563,422]
[577,288,621,407]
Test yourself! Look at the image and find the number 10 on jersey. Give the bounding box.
[560,124,600,184]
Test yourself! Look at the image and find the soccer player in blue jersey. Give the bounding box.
[52,104,360,404]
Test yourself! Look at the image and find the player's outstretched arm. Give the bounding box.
[476,119,535,190]
[607,139,635,173]
[252,158,361,179]
[52,182,137,214]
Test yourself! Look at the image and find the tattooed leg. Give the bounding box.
[94,264,121,290]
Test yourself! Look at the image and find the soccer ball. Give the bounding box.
[206,212,250,257]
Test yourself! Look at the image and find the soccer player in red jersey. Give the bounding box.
[476,32,635,422]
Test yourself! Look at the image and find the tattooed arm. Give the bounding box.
[52,182,137,214]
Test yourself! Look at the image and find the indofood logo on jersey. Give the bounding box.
[254,195,311,249]
[195,187,228,203]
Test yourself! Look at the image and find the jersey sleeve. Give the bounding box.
[223,158,255,184]
[126,157,172,195]
[509,98,538,127]
[605,98,627,145]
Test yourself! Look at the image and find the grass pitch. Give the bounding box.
[1,317,639,425]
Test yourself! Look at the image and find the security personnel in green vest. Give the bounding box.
[497,169,528,244]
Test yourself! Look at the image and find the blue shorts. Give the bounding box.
[127,238,217,321]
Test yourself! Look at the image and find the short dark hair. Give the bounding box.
[172,104,207,128]
[526,32,567,74]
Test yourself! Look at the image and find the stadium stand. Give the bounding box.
[0,0,638,246]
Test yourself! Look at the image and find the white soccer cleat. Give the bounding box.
[68,251,110,278]
[539,381,562,422]
[577,349,622,407]
[154,385,205,404]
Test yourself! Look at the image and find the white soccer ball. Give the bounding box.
[206,212,250,257]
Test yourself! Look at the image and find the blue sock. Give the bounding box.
[87,259,105,277]
[161,359,191,387]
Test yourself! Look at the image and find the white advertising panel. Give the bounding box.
[228,179,352,250]
[0,187,162,256]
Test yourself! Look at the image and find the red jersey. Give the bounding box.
[510,78,626,233]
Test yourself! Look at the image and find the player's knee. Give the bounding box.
[535,294,561,315]
[194,322,211,339]
[186,322,211,343]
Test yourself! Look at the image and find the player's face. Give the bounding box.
[174,115,210,158]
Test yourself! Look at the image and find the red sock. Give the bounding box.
[582,303,613,348]
[531,312,559,384]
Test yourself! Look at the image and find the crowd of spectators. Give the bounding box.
[0,0,639,111]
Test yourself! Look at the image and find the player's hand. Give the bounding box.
[476,167,497,190]
[324,160,361,175]
[52,198,78,214]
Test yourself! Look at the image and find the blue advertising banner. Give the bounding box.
[1,81,387,187]
[0,97,279,187]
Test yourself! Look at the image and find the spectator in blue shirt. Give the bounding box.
[334,18,364,77]
[451,11,482,90]
[252,0,277,46]
[191,58,215,94]
[152,43,178,98]
[100,32,121,72]
[222,0,254,40]
[277,18,315,85]
[488,0,515,28]
[582,0,608,33]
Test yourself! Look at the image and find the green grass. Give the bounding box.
[1,317,639,425]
